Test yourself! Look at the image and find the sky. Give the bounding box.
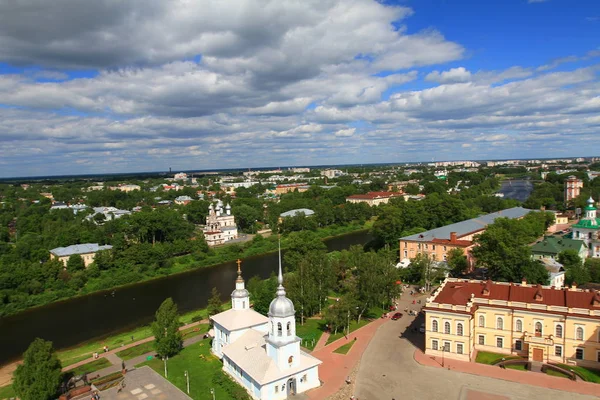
[0,0,599,178]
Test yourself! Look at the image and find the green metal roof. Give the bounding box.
[572,218,600,230]
[531,236,586,256]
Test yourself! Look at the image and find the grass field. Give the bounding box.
[555,364,600,383]
[116,341,155,361]
[136,339,249,399]
[0,385,15,400]
[505,364,527,371]
[333,340,355,355]
[69,358,112,376]
[545,368,570,379]
[475,351,520,365]
[296,318,326,350]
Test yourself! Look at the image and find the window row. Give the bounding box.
[431,340,463,354]
[431,320,464,336]
[477,316,587,341]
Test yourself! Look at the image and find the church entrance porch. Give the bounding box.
[287,377,297,396]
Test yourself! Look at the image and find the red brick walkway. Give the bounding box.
[306,318,389,399]
[414,349,600,397]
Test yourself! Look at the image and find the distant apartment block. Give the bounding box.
[174,195,194,205]
[288,167,310,173]
[174,172,188,180]
[564,175,584,203]
[274,183,310,195]
[320,169,344,179]
[346,191,404,206]
[109,184,141,192]
[50,243,113,268]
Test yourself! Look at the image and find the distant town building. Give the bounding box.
[320,169,344,179]
[108,184,141,192]
[571,197,600,258]
[50,243,113,268]
[87,206,131,222]
[564,175,583,203]
[279,209,315,218]
[424,278,600,367]
[345,191,404,206]
[203,200,239,246]
[174,172,188,180]
[162,183,183,191]
[537,258,566,289]
[49,201,69,210]
[288,167,310,173]
[174,195,194,205]
[274,183,310,195]
[530,236,587,261]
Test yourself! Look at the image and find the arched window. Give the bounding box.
[287,321,292,336]
[496,317,503,330]
[457,323,463,336]
[277,322,283,337]
[535,322,543,337]
[432,320,438,332]
[516,320,523,332]
[576,327,584,341]
[555,324,563,338]
[479,315,485,327]
[444,321,451,334]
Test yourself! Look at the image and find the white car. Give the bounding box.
[419,323,425,333]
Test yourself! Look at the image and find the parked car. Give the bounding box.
[391,312,403,320]
[419,323,425,333]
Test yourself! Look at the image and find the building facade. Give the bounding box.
[50,243,113,267]
[424,278,600,368]
[571,197,600,258]
[211,257,321,399]
[530,236,587,261]
[346,191,404,206]
[202,200,239,246]
[564,175,584,203]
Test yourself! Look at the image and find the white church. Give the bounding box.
[210,255,322,399]
[203,200,239,246]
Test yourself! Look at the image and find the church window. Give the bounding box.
[242,301,246,308]
[275,386,279,393]
[277,323,283,337]
[288,356,294,365]
[287,321,292,336]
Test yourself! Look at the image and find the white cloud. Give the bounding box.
[335,128,356,137]
[426,67,472,83]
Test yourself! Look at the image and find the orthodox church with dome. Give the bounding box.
[202,200,238,246]
[210,252,322,399]
[572,197,600,258]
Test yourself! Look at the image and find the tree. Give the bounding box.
[66,254,85,272]
[559,250,590,285]
[151,298,183,357]
[447,248,468,277]
[13,338,62,400]
[207,287,223,319]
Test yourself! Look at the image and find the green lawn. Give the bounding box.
[0,385,15,400]
[333,340,355,355]
[555,364,600,384]
[475,351,520,365]
[296,318,326,350]
[116,341,155,361]
[136,340,250,399]
[505,364,528,371]
[545,368,570,379]
[69,357,112,376]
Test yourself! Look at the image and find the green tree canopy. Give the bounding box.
[66,254,85,272]
[13,338,62,400]
[207,287,223,319]
[447,248,469,278]
[151,298,183,357]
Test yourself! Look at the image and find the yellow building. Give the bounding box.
[50,243,113,268]
[346,191,404,207]
[424,278,600,368]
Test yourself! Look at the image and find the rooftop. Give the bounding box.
[50,243,113,257]
[347,191,404,200]
[401,207,531,242]
[210,308,268,331]
[280,208,315,218]
[530,236,586,255]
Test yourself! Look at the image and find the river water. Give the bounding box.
[0,230,372,364]
[497,179,533,202]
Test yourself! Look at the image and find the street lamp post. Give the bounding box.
[210,388,216,400]
[442,346,445,367]
[347,309,350,337]
[184,370,189,394]
[163,356,168,378]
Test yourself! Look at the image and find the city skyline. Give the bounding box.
[0,0,599,177]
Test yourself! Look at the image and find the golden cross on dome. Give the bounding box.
[236,258,242,274]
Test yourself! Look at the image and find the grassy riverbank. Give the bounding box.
[0,221,372,319]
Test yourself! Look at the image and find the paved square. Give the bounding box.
[97,367,192,400]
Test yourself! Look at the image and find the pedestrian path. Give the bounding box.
[413,349,600,397]
[305,317,388,399]
[312,331,330,352]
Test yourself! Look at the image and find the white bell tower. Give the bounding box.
[231,259,250,310]
[266,240,301,369]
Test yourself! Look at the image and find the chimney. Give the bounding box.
[534,284,543,301]
[450,232,457,243]
[570,282,578,291]
[521,278,527,287]
[482,279,492,296]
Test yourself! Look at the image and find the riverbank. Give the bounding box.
[0,221,372,319]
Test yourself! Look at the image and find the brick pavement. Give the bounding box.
[414,349,600,398]
[305,317,389,399]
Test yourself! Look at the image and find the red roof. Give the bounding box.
[432,279,600,310]
[347,191,404,200]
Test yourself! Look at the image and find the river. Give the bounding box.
[497,179,533,202]
[0,230,372,364]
